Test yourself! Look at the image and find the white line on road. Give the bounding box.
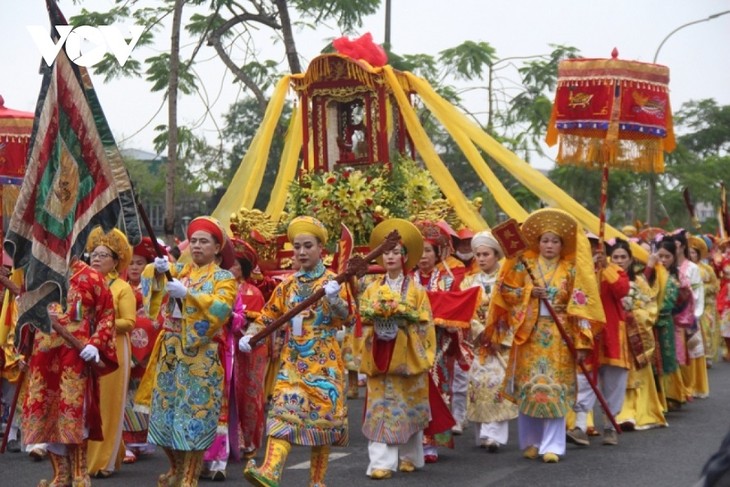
[287,452,351,470]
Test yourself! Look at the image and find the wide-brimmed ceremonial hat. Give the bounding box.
[521,208,578,256]
[370,218,423,271]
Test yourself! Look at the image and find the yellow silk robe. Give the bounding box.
[488,253,598,418]
[354,276,435,444]
[247,262,350,446]
[87,276,136,474]
[141,261,236,451]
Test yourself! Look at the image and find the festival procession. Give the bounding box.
[1,1,729,486]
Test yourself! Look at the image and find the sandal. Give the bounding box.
[123,450,137,464]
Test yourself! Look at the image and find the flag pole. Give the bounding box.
[136,201,183,311]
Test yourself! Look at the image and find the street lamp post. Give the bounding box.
[646,10,730,226]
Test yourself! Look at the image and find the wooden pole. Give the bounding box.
[519,257,622,433]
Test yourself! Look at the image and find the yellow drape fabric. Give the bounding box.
[212,75,292,230]
[409,76,647,263]
[405,73,528,224]
[383,66,488,231]
[265,103,303,221]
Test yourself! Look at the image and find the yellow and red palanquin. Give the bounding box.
[87,275,136,475]
[22,260,118,445]
[246,261,350,446]
[354,276,435,443]
[487,253,598,418]
[0,269,24,385]
[231,281,267,452]
[140,261,236,451]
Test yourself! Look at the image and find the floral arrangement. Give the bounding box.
[360,284,419,322]
[285,157,442,247]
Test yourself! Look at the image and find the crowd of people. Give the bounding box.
[1,208,729,486]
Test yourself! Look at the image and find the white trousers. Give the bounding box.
[451,365,468,425]
[366,430,424,476]
[518,414,566,456]
[573,365,629,431]
[472,421,509,446]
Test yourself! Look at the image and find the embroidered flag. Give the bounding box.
[4,0,142,334]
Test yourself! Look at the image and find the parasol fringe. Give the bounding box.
[555,134,665,173]
[2,185,19,217]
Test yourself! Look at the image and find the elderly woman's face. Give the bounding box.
[539,232,563,259]
[418,242,438,273]
[474,245,499,274]
[90,245,117,275]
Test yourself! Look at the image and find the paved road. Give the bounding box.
[3,363,729,487]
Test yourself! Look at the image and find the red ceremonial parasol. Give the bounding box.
[0,95,34,242]
[546,49,676,245]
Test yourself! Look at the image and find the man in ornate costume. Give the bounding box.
[239,216,350,487]
[354,219,435,479]
[22,257,118,487]
[142,216,237,487]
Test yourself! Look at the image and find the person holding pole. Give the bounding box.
[141,216,237,487]
[22,256,118,487]
[486,209,605,463]
[239,216,350,487]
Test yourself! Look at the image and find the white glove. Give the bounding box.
[80,344,100,363]
[154,256,170,274]
[166,279,188,299]
[324,280,341,303]
[238,335,253,353]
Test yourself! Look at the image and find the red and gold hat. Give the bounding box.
[186,216,235,270]
[133,237,161,263]
[231,237,258,267]
[85,226,133,272]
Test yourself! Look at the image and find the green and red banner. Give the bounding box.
[4,0,141,334]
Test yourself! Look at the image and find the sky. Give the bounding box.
[1,0,729,170]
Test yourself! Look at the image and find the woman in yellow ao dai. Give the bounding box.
[354,218,435,480]
[485,209,604,463]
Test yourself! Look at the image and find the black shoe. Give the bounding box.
[6,439,21,453]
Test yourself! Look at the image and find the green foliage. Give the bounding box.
[288,0,380,33]
[438,41,498,80]
[144,53,197,94]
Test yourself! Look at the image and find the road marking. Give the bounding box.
[287,452,351,470]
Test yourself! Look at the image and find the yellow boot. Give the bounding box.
[244,437,291,487]
[158,448,183,487]
[38,451,71,487]
[68,442,90,487]
[180,451,204,487]
[309,445,330,487]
